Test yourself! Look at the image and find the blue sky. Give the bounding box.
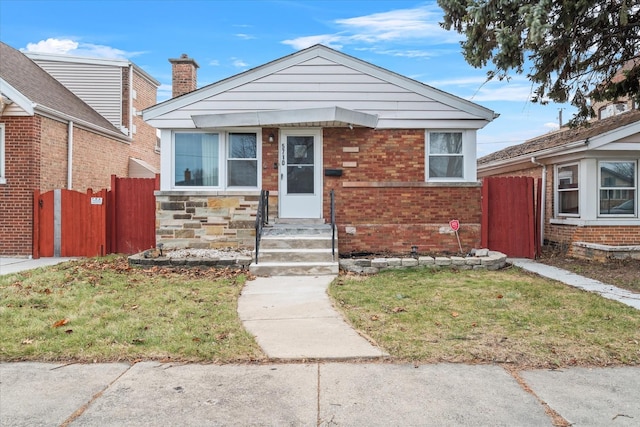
[0,0,576,156]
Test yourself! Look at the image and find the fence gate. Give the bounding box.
[481,176,541,259]
[33,188,107,258]
[33,176,158,258]
[108,175,157,254]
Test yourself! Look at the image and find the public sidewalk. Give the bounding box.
[1,361,638,426]
[0,257,76,276]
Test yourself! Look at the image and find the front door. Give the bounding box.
[279,129,322,218]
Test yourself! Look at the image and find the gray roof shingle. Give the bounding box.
[478,109,640,165]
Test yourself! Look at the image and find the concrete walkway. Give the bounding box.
[237,275,387,359]
[510,258,640,310]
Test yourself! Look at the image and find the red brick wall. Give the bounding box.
[0,116,41,255]
[129,69,160,170]
[39,117,68,190]
[69,125,129,191]
[1,114,140,256]
[333,186,481,254]
[322,128,481,255]
[261,128,279,192]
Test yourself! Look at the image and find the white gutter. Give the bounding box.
[67,121,73,189]
[36,104,130,142]
[531,157,546,247]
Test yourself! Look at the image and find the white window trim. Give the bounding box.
[0,124,5,185]
[555,162,580,217]
[424,130,475,183]
[170,128,262,191]
[597,159,637,218]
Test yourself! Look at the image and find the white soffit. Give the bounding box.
[192,106,379,129]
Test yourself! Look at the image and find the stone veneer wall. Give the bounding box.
[155,192,277,250]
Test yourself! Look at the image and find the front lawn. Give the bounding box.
[329,267,640,368]
[2,257,638,368]
[0,256,263,363]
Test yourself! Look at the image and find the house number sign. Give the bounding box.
[91,197,103,205]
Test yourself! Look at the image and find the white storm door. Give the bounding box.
[279,129,322,218]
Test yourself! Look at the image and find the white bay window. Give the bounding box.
[599,161,636,217]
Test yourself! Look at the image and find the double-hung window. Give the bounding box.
[173,131,259,189]
[556,163,579,216]
[427,132,464,179]
[599,161,636,216]
[227,133,257,187]
[0,123,5,185]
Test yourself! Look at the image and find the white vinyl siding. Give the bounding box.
[32,59,123,130]
[148,56,487,129]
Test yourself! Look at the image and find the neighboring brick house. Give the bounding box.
[0,42,159,256]
[26,50,161,177]
[143,45,497,255]
[478,108,640,261]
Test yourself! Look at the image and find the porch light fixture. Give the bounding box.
[268,133,275,143]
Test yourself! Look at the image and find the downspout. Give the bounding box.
[128,64,134,138]
[67,121,73,189]
[531,157,546,246]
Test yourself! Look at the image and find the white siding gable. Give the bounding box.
[30,57,123,131]
[144,45,495,130]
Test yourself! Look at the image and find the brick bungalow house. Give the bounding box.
[0,42,160,256]
[478,106,640,261]
[143,44,497,261]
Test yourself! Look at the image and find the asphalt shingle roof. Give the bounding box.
[478,108,640,165]
[0,41,121,134]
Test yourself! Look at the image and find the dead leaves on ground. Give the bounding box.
[52,318,69,328]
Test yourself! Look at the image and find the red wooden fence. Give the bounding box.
[33,175,158,258]
[33,188,107,258]
[108,175,158,254]
[481,176,540,259]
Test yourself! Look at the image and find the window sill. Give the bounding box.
[157,189,262,196]
[0,178,6,185]
[551,218,640,226]
[343,181,481,188]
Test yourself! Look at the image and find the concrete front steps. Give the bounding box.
[249,222,339,276]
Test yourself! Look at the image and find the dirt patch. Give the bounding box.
[538,247,640,294]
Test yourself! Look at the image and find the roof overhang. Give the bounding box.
[191,106,379,129]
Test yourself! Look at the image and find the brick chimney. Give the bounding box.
[169,53,199,98]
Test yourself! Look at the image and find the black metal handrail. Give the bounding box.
[254,189,269,264]
[330,189,336,261]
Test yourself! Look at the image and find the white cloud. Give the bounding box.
[232,58,248,68]
[335,5,460,44]
[235,33,255,40]
[23,38,78,54]
[209,59,220,66]
[467,84,536,102]
[21,38,143,60]
[282,5,462,52]
[282,34,344,50]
